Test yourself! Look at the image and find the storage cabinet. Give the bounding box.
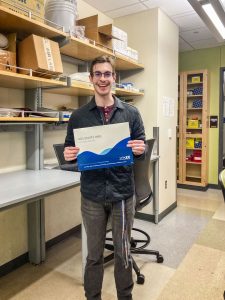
[177,70,208,188]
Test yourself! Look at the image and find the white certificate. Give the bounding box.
[73,122,133,171]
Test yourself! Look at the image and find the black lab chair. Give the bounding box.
[53,143,77,171]
[104,139,164,284]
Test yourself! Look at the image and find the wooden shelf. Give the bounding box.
[60,37,113,62]
[60,38,144,70]
[186,174,201,179]
[187,95,203,98]
[187,82,203,85]
[0,5,66,39]
[0,71,144,97]
[44,81,144,97]
[186,133,202,138]
[186,161,202,165]
[0,6,144,72]
[187,127,202,130]
[44,80,94,96]
[187,108,202,110]
[114,53,144,70]
[0,70,66,90]
[0,117,59,122]
[184,180,204,186]
[115,88,144,96]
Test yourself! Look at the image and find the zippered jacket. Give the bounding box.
[64,96,146,203]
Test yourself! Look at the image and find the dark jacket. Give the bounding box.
[64,96,146,203]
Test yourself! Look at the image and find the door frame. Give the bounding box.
[218,67,225,174]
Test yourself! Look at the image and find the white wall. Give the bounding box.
[114,9,158,139]
[115,8,178,214]
[157,10,178,212]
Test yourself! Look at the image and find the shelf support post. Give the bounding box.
[25,88,45,264]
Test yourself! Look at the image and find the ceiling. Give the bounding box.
[84,0,225,52]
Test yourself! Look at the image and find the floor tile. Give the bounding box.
[177,188,223,212]
[196,219,225,252]
[102,257,175,300]
[134,205,212,268]
[157,244,225,300]
[213,202,225,221]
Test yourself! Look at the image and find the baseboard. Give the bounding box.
[177,183,209,191]
[0,252,28,278]
[46,224,81,249]
[135,201,177,223]
[208,184,221,190]
[0,224,81,278]
[135,211,154,222]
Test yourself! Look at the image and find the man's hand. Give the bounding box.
[64,146,80,161]
[127,140,145,156]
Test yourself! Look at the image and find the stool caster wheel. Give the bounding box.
[157,254,164,263]
[137,274,145,284]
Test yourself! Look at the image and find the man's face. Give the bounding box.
[89,62,116,97]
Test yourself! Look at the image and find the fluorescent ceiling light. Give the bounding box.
[202,3,225,39]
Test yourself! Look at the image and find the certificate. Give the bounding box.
[73,122,133,171]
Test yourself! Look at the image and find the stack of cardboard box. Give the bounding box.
[77,15,139,61]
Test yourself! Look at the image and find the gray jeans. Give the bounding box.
[81,196,135,300]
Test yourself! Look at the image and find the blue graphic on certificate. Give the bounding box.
[73,122,133,171]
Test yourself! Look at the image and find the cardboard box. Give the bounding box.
[6,32,17,52]
[77,15,127,50]
[18,34,63,78]
[98,24,128,45]
[0,0,44,22]
[0,50,16,72]
[0,33,17,73]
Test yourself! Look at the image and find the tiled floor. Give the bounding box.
[0,188,224,300]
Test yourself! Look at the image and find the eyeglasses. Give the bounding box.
[91,71,114,79]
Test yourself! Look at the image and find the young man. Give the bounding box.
[64,55,146,300]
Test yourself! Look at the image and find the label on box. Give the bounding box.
[43,38,55,71]
[74,123,133,171]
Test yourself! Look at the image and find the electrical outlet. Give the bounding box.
[165,180,167,189]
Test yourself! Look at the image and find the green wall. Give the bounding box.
[179,46,225,185]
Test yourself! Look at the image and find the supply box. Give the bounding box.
[77,15,139,60]
[186,138,194,149]
[191,76,201,83]
[188,119,199,129]
[18,34,63,78]
[0,33,16,73]
[0,0,45,21]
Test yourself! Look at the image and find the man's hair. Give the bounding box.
[90,55,115,75]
